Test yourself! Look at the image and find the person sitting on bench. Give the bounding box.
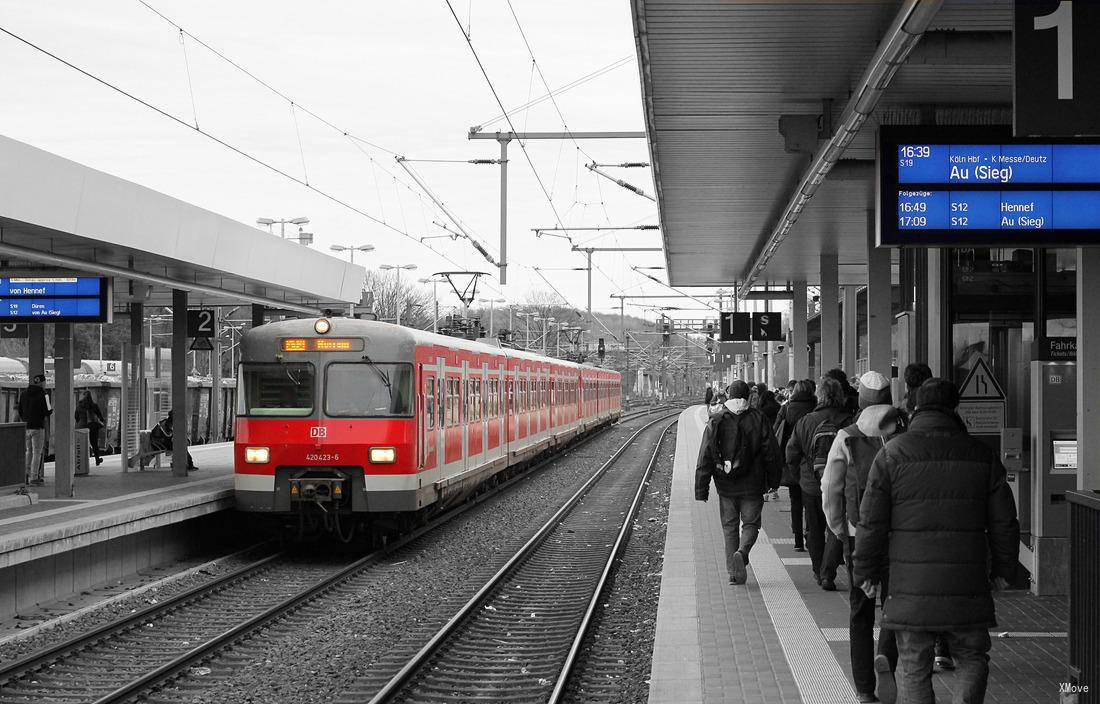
[150,410,198,472]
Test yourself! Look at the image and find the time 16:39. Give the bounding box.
[898,145,932,167]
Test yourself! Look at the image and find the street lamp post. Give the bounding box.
[478,298,506,338]
[256,216,310,243]
[329,243,375,264]
[534,317,554,355]
[517,312,534,350]
[379,263,417,326]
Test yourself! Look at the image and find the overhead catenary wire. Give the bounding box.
[0,22,510,301]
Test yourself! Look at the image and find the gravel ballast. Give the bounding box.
[146,414,678,704]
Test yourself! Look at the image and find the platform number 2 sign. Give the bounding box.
[186,309,216,338]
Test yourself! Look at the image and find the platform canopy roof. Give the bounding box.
[631,0,1011,289]
[0,135,366,314]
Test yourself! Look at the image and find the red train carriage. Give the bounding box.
[234,317,621,530]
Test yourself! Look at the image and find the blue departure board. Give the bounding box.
[0,277,111,322]
[880,128,1100,246]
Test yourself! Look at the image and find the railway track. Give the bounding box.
[0,407,682,704]
[341,413,678,704]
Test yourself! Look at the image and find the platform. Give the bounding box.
[0,444,234,620]
[649,407,1069,704]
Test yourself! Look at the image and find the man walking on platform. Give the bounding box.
[853,379,1020,704]
[695,380,783,585]
[821,371,900,703]
[787,377,852,590]
[17,374,52,485]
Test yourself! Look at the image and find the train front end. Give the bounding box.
[234,318,423,529]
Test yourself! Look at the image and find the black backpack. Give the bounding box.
[809,414,850,482]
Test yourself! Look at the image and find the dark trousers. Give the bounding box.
[844,537,897,694]
[803,492,842,581]
[787,484,804,549]
[150,436,195,469]
[718,494,763,576]
[87,425,102,461]
[896,629,991,704]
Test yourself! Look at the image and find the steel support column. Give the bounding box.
[867,212,893,375]
[790,280,808,380]
[172,290,189,477]
[498,137,509,284]
[251,304,265,330]
[211,312,222,443]
[843,286,858,374]
[27,325,44,381]
[926,249,949,376]
[53,324,74,498]
[1078,248,1100,492]
[820,253,841,373]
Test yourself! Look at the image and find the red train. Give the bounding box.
[234,317,621,533]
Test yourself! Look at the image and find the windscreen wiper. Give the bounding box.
[361,353,392,390]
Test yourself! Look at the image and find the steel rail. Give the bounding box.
[548,417,676,702]
[0,550,286,685]
[8,409,655,703]
[364,411,681,704]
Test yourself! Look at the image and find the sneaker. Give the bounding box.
[730,550,747,585]
[95,457,103,466]
[856,693,879,703]
[768,490,780,501]
[934,655,955,672]
[763,493,771,502]
[794,545,807,552]
[874,654,897,704]
[820,577,837,591]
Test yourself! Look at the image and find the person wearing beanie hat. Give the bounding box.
[820,370,900,702]
[853,376,1020,704]
[695,377,784,586]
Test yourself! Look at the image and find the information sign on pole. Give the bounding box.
[751,312,782,341]
[1015,0,1100,136]
[718,312,751,342]
[957,358,1007,435]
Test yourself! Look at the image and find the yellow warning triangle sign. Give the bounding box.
[958,358,1006,401]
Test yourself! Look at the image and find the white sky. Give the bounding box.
[0,0,715,327]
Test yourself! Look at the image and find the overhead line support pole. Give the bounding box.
[498,136,509,285]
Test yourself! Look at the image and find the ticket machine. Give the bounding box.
[1028,360,1077,595]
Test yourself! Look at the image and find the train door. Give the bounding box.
[461,359,469,476]
[419,365,437,473]
[480,362,490,463]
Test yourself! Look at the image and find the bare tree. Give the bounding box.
[363,269,433,330]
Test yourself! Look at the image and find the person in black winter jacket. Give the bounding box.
[853,378,1020,704]
[17,374,52,484]
[826,368,860,415]
[786,377,852,589]
[695,380,783,585]
[774,379,816,551]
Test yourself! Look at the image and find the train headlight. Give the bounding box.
[244,446,271,464]
[369,446,396,464]
[314,318,332,335]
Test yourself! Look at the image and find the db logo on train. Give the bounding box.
[309,427,327,439]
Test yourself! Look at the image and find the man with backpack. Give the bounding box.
[821,371,900,703]
[695,380,783,585]
[786,376,851,590]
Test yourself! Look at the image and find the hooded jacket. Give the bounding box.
[821,404,899,537]
[786,404,855,496]
[696,400,782,500]
[17,384,51,429]
[775,390,815,449]
[852,408,1020,631]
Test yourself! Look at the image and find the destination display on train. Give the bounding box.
[0,277,111,322]
[880,129,1100,246]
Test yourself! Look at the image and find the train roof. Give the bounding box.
[244,317,618,374]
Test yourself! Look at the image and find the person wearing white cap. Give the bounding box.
[821,370,900,703]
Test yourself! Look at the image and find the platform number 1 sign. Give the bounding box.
[1015,0,1100,135]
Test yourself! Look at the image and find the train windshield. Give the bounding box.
[325,362,413,418]
[239,363,315,417]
